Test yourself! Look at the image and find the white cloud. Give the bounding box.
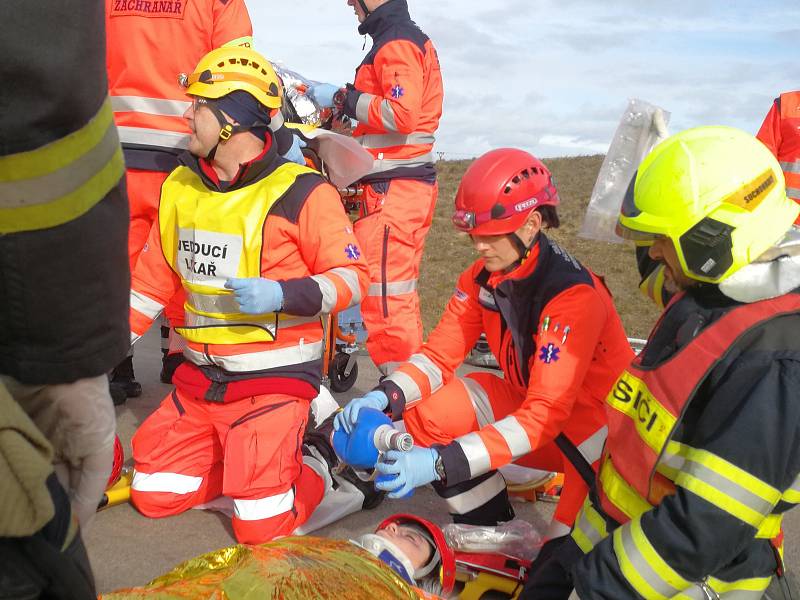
[246,0,799,158]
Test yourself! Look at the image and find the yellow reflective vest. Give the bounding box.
[159,161,318,345]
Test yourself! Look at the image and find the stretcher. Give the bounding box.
[323,304,368,392]
[98,467,133,510]
[454,550,531,599]
[98,435,132,510]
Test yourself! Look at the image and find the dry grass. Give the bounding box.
[419,156,660,339]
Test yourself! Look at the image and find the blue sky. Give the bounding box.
[246,0,799,158]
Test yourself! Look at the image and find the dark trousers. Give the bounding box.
[0,475,96,599]
[520,536,584,600]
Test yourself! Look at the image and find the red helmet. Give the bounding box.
[106,435,124,489]
[377,513,456,595]
[453,148,559,235]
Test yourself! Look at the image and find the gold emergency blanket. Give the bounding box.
[101,536,421,599]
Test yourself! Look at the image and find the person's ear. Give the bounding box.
[520,210,542,244]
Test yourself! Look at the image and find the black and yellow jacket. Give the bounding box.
[0,0,129,383]
[572,277,800,599]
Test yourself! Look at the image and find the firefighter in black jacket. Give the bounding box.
[522,125,800,599]
[0,0,129,535]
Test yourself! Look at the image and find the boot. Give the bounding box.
[303,415,386,510]
[108,381,127,407]
[160,352,186,384]
[109,355,142,404]
[464,333,500,369]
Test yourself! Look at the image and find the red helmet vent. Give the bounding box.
[453,149,559,235]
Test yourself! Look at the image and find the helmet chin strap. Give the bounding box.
[203,101,265,160]
[357,0,371,18]
[506,231,538,270]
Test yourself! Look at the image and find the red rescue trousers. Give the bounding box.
[126,168,184,326]
[354,179,437,374]
[130,388,325,544]
[404,371,606,538]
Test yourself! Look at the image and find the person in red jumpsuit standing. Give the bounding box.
[338,149,633,559]
[757,91,800,218]
[106,0,255,399]
[127,47,370,543]
[309,0,444,375]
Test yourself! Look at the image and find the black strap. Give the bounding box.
[554,433,621,530]
[554,433,596,489]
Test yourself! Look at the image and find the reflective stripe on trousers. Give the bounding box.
[132,470,203,494]
[234,488,295,520]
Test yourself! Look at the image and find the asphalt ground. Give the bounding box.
[85,325,800,594]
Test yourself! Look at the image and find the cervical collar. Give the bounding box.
[352,533,417,585]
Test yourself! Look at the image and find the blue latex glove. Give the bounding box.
[334,389,388,434]
[375,447,441,499]
[282,134,307,165]
[224,278,283,314]
[309,82,340,108]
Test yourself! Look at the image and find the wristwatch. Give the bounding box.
[434,451,446,483]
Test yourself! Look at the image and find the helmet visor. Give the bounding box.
[620,173,641,218]
[452,181,559,232]
[616,171,669,242]
[615,220,663,242]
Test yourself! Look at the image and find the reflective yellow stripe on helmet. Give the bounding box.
[184,46,283,109]
[0,96,124,233]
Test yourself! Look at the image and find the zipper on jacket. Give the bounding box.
[381,224,390,318]
[204,343,213,366]
[170,390,185,416]
[695,578,720,600]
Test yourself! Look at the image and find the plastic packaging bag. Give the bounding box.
[443,519,544,561]
[579,98,670,243]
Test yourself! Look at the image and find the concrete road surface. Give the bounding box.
[85,326,799,594]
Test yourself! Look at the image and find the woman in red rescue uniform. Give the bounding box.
[127,47,369,544]
[337,149,633,553]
